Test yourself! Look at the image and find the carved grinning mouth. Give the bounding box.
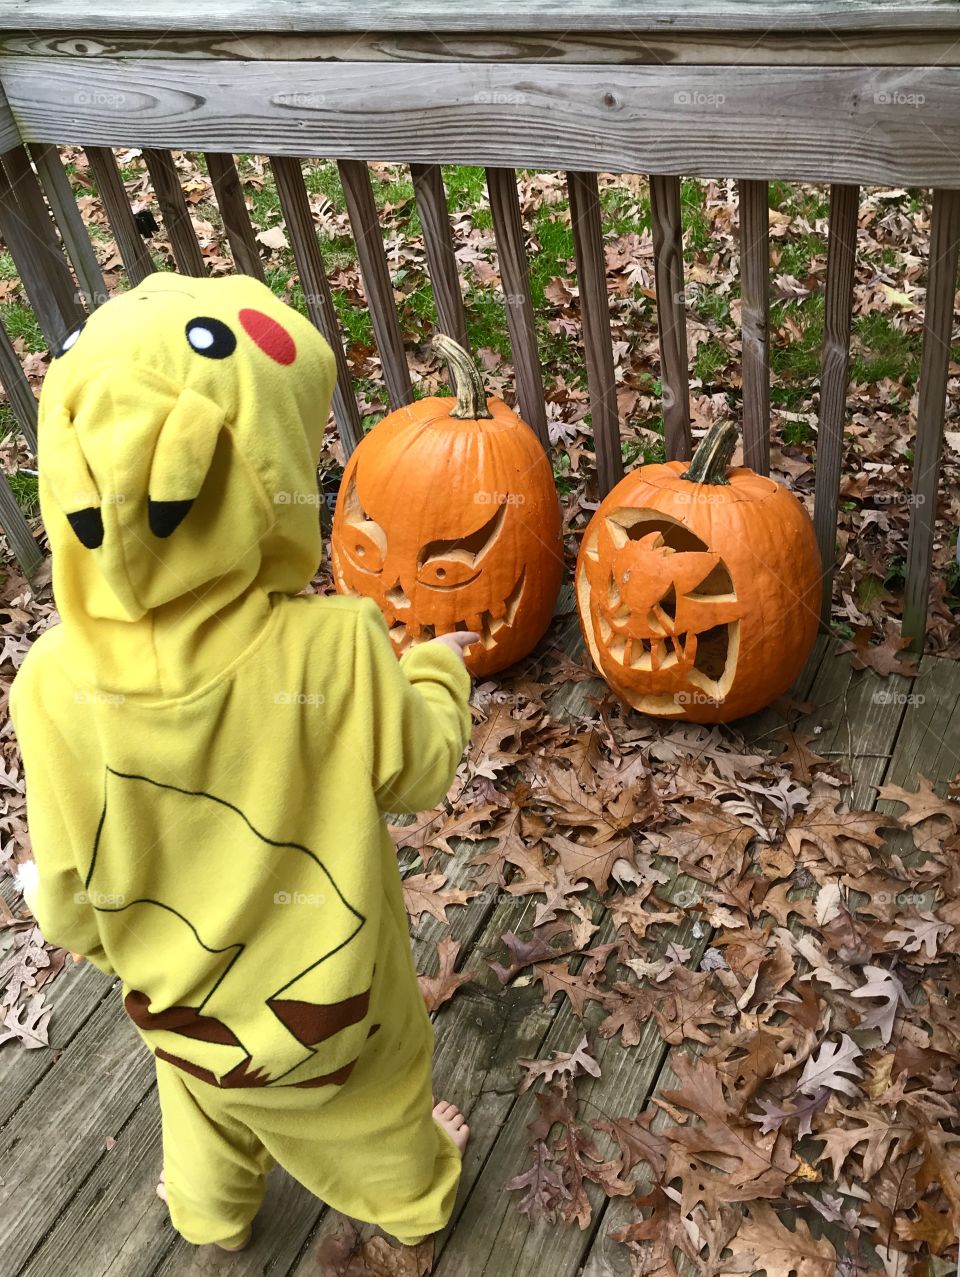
[389,570,525,654]
[598,615,689,672]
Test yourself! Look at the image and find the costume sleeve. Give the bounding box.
[10,671,115,975]
[353,599,472,815]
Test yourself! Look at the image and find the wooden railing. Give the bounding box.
[0,2,958,651]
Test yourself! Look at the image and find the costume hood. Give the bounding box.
[38,274,336,695]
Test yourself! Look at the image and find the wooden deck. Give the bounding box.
[1,620,957,1277]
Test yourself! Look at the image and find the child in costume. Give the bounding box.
[11,274,477,1251]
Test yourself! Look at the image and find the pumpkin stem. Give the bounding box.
[432,334,493,420]
[680,420,738,485]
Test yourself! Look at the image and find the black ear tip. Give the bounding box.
[66,507,104,549]
[148,498,194,538]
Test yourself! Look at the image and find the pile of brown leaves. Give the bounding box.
[393,663,960,1274]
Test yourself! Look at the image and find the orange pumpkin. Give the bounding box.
[332,336,563,676]
[576,420,821,723]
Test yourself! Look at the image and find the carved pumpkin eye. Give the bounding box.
[417,557,482,590]
[341,521,385,575]
[416,502,506,590]
[338,472,386,574]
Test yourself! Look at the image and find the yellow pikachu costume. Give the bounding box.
[10,274,472,1248]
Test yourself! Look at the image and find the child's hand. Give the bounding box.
[430,631,480,664]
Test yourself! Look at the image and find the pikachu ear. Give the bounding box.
[148,387,225,538]
[41,403,104,549]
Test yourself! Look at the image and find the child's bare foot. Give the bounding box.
[433,1100,470,1155]
[155,1171,250,1252]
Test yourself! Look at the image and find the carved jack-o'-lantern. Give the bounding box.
[576,421,821,723]
[332,336,563,676]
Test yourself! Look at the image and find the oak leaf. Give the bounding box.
[401,873,478,925]
[417,937,472,1012]
[797,1034,863,1099]
[516,1035,600,1093]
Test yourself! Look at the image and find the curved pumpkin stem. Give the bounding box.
[680,419,738,485]
[432,334,493,420]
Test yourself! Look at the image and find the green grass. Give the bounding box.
[0,302,45,352]
[680,178,711,254]
[8,470,39,516]
[851,312,921,384]
[692,339,729,385]
[777,233,822,278]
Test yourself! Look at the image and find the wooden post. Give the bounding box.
[814,183,859,624]
[30,144,107,310]
[142,148,207,277]
[567,170,622,493]
[903,187,960,651]
[337,159,413,409]
[737,178,770,475]
[0,319,38,452]
[205,152,266,280]
[410,164,469,353]
[0,472,41,576]
[271,154,363,456]
[0,150,83,343]
[84,146,155,285]
[485,167,549,450]
[650,174,692,462]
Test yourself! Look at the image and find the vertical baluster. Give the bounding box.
[0,319,37,452]
[903,187,960,650]
[337,160,412,409]
[650,174,692,462]
[738,179,771,475]
[142,149,207,277]
[271,155,363,456]
[0,468,41,576]
[567,170,622,492]
[205,152,266,281]
[410,164,469,352]
[486,167,549,449]
[84,146,155,286]
[30,144,107,310]
[0,149,85,342]
[814,183,859,623]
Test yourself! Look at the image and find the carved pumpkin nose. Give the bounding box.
[383,579,412,611]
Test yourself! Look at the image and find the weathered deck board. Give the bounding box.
[1,642,954,1277]
[579,651,920,1277]
[0,960,114,1126]
[879,652,960,791]
[431,642,832,1275]
[0,993,155,1274]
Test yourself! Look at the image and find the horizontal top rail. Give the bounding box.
[5,59,960,188]
[1,0,959,34]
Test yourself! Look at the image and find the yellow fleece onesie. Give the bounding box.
[9,273,473,1248]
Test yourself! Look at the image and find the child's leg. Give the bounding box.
[247,1029,465,1245]
[155,1059,273,1248]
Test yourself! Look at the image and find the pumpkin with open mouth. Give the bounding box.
[576,420,821,723]
[331,336,563,676]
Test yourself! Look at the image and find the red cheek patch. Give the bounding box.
[239,308,297,365]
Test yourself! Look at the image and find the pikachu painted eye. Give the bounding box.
[185,317,237,360]
[54,321,85,359]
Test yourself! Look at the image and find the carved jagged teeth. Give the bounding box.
[389,623,415,653]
